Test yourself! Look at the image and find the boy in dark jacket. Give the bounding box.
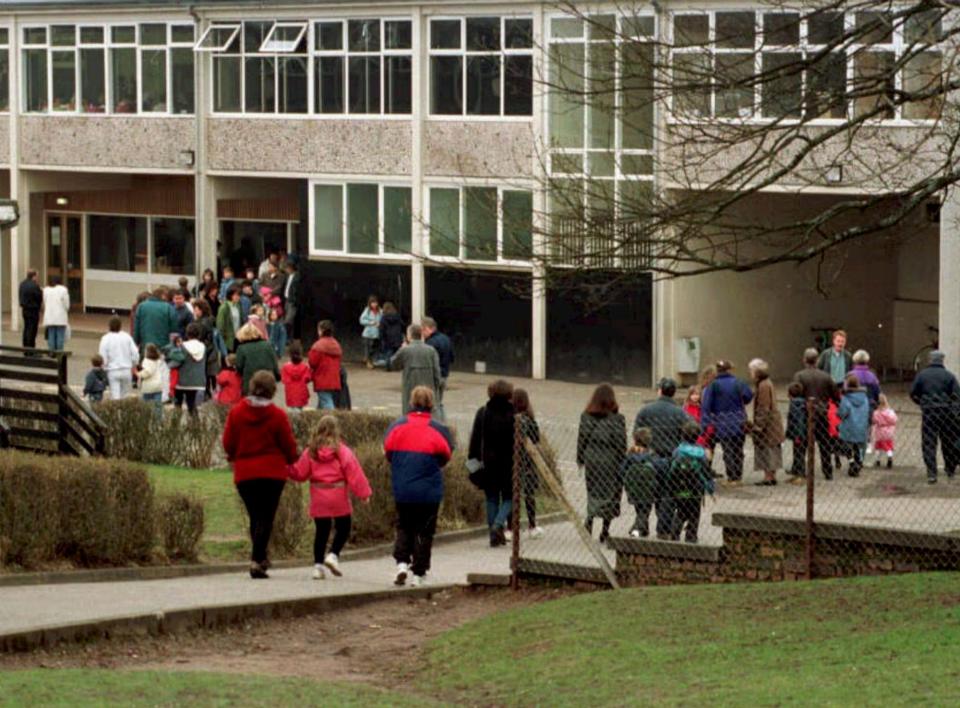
[622,427,657,538]
[785,382,807,484]
[668,421,714,544]
[83,355,108,402]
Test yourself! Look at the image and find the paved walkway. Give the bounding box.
[0,536,511,639]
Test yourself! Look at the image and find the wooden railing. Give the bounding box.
[0,345,106,456]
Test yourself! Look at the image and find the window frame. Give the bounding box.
[82,211,197,280]
[428,15,535,120]
[20,21,195,117]
[424,181,535,267]
[308,178,415,260]
[260,21,308,53]
[194,24,240,52]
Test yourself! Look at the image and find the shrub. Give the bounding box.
[0,452,59,567]
[107,462,156,562]
[351,443,402,545]
[269,483,312,558]
[291,410,394,451]
[439,450,487,530]
[158,494,205,562]
[56,461,117,564]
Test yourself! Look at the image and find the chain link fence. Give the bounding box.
[504,389,960,586]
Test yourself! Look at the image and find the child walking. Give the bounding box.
[138,344,164,418]
[872,394,898,468]
[215,354,243,408]
[281,343,311,411]
[785,381,807,484]
[83,355,108,402]
[513,388,544,538]
[838,375,870,477]
[287,415,372,579]
[359,295,382,369]
[683,386,702,423]
[622,427,657,538]
[668,421,714,544]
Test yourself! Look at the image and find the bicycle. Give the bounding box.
[913,325,939,372]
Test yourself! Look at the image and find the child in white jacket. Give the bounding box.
[138,343,164,419]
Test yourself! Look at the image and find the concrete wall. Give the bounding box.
[19,117,195,171]
[0,121,9,166]
[423,121,534,178]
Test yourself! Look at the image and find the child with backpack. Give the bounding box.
[872,394,898,468]
[287,415,372,579]
[83,355,108,402]
[622,427,657,539]
[785,381,807,484]
[668,420,714,544]
[215,354,243,408]
[281,343,311,411]
[838,375,870,477]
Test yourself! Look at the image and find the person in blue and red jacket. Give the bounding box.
[383,385,455,588]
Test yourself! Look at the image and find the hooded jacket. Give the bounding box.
[215,368,243,407]
[872,407,898,444]
[308,336,343,391]
[138,357,163,395]
[384,410,454,503]
[168,339,207,390]
[287,443,372,518]
[223,397,299,483]
[838,390,870,443]
[281,361,312,408]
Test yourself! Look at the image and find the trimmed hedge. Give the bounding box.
[158,494,205,562]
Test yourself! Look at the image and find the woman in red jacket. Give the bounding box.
[222,370,299,579]
[308,320,343,410]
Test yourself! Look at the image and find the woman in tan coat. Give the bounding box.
[749,359,784,486]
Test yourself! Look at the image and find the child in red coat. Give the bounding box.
[215,354,243,408]
[281,344,311,411]
[287,415,372,579]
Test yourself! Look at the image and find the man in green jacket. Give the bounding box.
[216,285,243,352]
[134,289,178,351]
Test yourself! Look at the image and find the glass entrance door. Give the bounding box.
[46,214,83,309]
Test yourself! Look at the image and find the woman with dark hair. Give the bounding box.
[202,281,221,319]
[192,298,221,398]
[308,320,343,410]
[378,302,406,365]
[577,383,626,544]
[194,268,216,299]
[702,360,754,487]
[223,370,299,579]
[513,388,544,538]
[469,379,516,547]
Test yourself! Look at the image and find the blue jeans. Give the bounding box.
[46,325,66,351]
[485,489,513,531]
[142,392,162,420]
[316,391,335,410]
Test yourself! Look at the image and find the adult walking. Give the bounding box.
[794,348,840,479]
[18,269,42,350]
[308,320,343,410]
[634,377,694,539]
[701,360,753,487]
[748,359,784,486]
[577,383,626,545]
[910,351,960,484]
[359,295,381,369]
[41,276,70,352]
[216,285,243,353]
[234,323,279,395]
[389,324,442,415]
[850,350,881,406]
[384,386,455,587]
[98,316,139,400]
[282,257,301,341]
[817,329,853,385]
[468,379,515,547]
[423,316,454,421]
[222,371,299,579]
[192,299,222,398]
[133,287,177,351]
[379,302,405,364]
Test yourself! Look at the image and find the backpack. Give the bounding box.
[670,451,709,499]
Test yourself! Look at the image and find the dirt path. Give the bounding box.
[0,586,580,687]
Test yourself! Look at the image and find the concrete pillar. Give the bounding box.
[530,4,547,380]
[7,17,20,335]
[939,185,960,367]
[410,6,425,322]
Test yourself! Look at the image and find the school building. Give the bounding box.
[0,0,953,385]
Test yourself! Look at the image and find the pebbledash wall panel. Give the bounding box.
[19,116,195,170]
[423,121,535,178]
[206,118,412,176]
[0,120,9,165]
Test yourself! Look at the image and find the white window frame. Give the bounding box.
[668,7,946,126]
[194,24,240,52]
[308,178,414,260]
[424,182,535,267]
[261,21,308,53]
[82,212,198,281]
[428,15,534,120]
[20,21,195,116]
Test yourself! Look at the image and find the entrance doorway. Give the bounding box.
[220,220,293,275]
[46,213,83,309]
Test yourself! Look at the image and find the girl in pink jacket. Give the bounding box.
[872,394,898,469]
[288,415,372,579]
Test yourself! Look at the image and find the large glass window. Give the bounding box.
[430,16,533,116]
[0,29,8,112]
[21,22,194,115]
[88,215,148,272]
[427,185,534,263]
[311,181,412,256]
[312,18,412,115]
[152,218,196,274]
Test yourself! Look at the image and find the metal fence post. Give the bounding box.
[511,417,522,590]
[805,397,816,580]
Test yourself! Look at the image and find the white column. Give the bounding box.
[410,6,425,322]
[7,17,20,335]
[194,14,216,274]
[530,4,547,380]
[939,185,960,367]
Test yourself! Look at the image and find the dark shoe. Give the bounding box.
[598,531,610,545]
[822,470,833,481]
[875,459,881,467]
[928,477,937,485]
[753,479,777,486]
[886,458,893,469]
[249,562,269,579]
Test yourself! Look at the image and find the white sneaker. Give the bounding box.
[529,526,545,539]
[411,574,426,588]
[504,529,513,541]
[394,562,409,586]
[312,564,326,580]
[324,552,342,577]
[629,529,641,539]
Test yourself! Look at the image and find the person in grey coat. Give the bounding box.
[389,324,442,416]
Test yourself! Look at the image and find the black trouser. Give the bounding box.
[675,497,702,543]
[653,455,676,539]
[631,500,654,536]
[813,410,835,477]
[524,492,537,529]
[922,411,958,479]
[314,515,352,563]
[236,478,286,565]
[790,439,806,477]
[175,389,199,414]
[393,501,439,577]
[715,433,745,481]
[21,309,39,350]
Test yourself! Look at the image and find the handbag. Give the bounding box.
[467,407,486,489]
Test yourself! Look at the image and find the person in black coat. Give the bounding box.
[18,269,43,350]
[910,350,960,483]
[282,257,301,341]
[378,302,406,364]
[468,379,516,547]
